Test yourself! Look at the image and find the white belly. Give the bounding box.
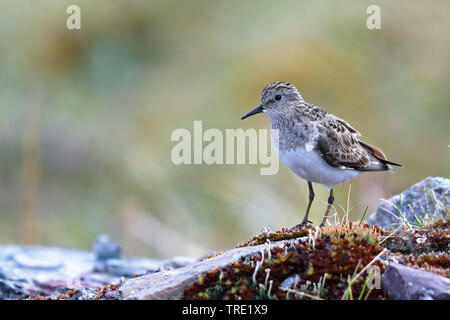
[279,147,362,189]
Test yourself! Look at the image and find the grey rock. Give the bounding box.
[0,279,26,300]
[120,239,300,300]
[0,239,193,299]
[94,257,162,277]
[161,256,195,269]
[279,274,302,291]
[103,290,122,300]
[0,244,94,283]
[14,251,64,270]
[93,235,122,261]
[368,176,450,230]
[381,262,450,300]
[70,287,99,300]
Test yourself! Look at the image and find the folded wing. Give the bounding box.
[316,116,400,171]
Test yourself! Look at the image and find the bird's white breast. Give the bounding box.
[278,147,361,189]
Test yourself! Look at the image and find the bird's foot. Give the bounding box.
[319,218,328,228]
[294,219,312,229]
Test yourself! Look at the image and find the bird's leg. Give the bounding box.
[320,189,334,227]
[295,181,314,228]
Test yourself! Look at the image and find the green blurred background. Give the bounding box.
[0,0,449,258]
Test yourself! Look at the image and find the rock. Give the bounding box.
[120,239,298,300]
[0,244,95,296]
[94,257,162,277]
[0,277,30,300]
[103,289,121,300]
[279,274,302,291]
[161,256,195,269]
[381,263,450,300]
[368,177,450,230]
[0,239,193,299]
[93,235,122,261]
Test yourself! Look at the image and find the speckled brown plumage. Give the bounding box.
[241,81,401,227]
[259,81,401,172]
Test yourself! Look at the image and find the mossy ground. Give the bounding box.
[184,216,449,300]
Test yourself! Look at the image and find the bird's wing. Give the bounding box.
[333,116,361,136]
[315,116,388,171]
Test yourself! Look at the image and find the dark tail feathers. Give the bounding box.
[358,140,402,169]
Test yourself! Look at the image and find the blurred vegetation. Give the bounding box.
[0,0,449,258]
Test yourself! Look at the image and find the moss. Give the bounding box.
[399,252,450,278]
[185,222,387,300]
[183,216,449,300]
[237,227,311,248]
[383,216,449,254]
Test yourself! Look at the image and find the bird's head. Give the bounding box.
[241,81,304,120]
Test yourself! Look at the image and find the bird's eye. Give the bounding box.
[275,94,282,101]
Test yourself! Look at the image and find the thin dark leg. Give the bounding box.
[295,181,314,228]
[320,189,334,227]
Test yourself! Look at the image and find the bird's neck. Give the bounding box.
[268,107,310,130]
[268,110,314,152]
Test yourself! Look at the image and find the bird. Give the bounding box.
[241,81,401,227]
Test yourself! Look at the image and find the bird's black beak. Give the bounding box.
[241,104,264,120]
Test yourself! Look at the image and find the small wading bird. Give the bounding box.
[241,81,401,227]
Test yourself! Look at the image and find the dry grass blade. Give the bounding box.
[342,248,387,299]
[285,289,324,300]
